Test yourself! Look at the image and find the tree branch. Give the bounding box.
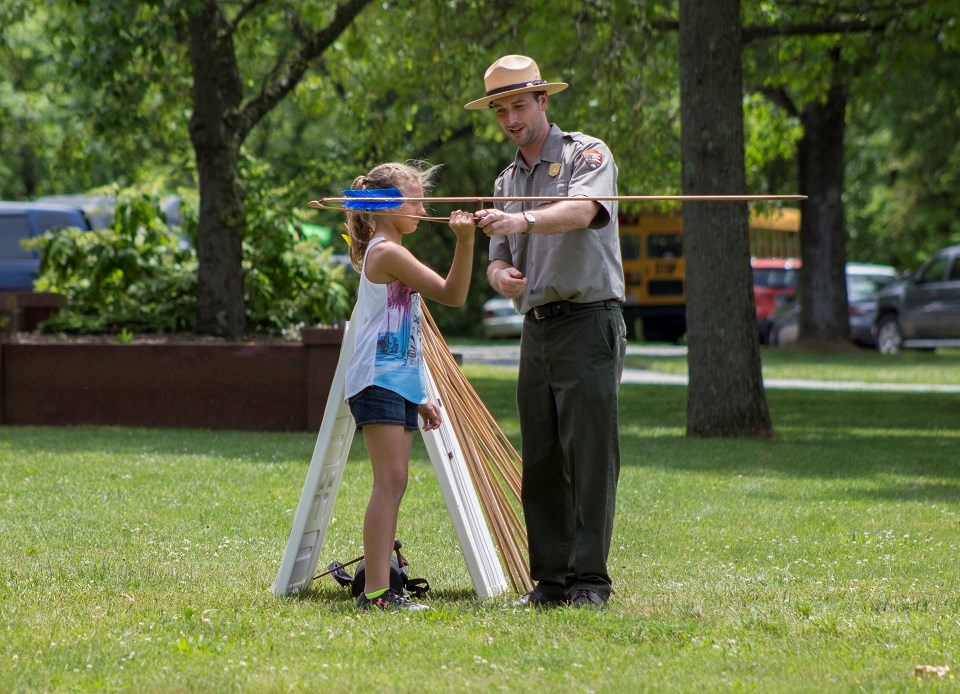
[772,0,925,13]
[228,0,270,33]
[236,0,373,143]
[742,18,891,42]
[757,86,800,118]
[652,16,897,43]
[413,124,476,160]
[650,19,679,33]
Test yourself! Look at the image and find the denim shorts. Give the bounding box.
[348,385,419,430]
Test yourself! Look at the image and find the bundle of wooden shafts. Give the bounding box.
[421,305,534,595]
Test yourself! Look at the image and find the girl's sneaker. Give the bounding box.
[356,590,430,612]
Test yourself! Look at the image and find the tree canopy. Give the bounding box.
[1,0,957,341]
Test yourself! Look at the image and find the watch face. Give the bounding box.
[524,212,535,224]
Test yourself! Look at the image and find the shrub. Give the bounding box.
[26,182,355,336]
[241,172,355,334]
[28,188,197,333]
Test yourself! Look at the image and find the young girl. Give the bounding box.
[343,161,475,611]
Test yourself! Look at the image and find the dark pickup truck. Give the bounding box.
[0,201,92,291]
[874,244,960,354]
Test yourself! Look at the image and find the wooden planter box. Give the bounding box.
[0,292,67,333]
[0,326,344,432]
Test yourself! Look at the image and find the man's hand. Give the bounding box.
[418,401,441,431]
[475,208,527,237]
[494,266,527,299]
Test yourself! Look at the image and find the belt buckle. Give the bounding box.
[533,302,561,321]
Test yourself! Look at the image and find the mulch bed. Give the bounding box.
[8,332,300,345]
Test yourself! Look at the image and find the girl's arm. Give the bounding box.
[366,211,476,306]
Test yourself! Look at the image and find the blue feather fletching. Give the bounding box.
[342,188,405,210]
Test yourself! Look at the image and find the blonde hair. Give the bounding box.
[346,160,440,272]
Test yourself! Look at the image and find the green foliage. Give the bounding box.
[240,159,355,333]
[50,0,192,177]
[26,189,198,333]
[0,2,196,199]
[846,42,960,269]
[1,7,99,197]
[25,181,354,335]
[262,0,687,336]
[741,1,959,271]
[4,0,958,335]
[743,94,802,194]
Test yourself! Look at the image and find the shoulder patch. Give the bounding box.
[582,148,604,170]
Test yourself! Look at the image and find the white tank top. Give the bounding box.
[344,237,427,404]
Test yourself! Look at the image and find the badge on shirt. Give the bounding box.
[582,149,603,169]
[549,162,562,177]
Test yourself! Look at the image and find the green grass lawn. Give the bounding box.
[626,347,960,385]
[2,363,959,691]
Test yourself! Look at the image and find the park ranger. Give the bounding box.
[467,54,627,608]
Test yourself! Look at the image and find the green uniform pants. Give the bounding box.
[517,304,626,599]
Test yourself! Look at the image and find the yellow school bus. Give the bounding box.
[619,208,799,341]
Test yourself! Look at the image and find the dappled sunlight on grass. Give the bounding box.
[619,424,685,439]
[776,425,960,439]
[624,347,960,384]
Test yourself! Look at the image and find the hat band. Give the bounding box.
[485,79,548,97]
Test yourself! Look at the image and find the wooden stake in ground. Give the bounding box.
[420,305,533,594]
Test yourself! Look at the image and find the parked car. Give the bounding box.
[482,296,523,339]
[847,263,901,344]
[873,244,960,354]
[0,201,92,291]
[35,193,183,229]
[752,257,801,344]
[768,262,899,347]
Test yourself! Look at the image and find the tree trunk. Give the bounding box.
[679,0,773,438]
[19,142,38,198]
[186,2,246,337]
[178,0,373,337]
[798,73,850,345]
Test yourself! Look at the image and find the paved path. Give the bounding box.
[453,344,960,394]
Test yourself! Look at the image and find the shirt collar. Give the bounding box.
[513,124,563,172]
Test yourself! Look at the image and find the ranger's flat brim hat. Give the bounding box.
[464,54,568,110]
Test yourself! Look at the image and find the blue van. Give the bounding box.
[0,202,91,291]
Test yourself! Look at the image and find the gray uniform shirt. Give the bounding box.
[489,124,625,316]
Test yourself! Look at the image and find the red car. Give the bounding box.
[752,257,801,344]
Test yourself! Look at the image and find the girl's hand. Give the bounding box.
[448,209,476,243]
[418,401,442,431]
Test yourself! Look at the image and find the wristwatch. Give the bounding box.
[523,211,536,233]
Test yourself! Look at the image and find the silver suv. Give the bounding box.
[873,244,960,354]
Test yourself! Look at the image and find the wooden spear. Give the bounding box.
[421,305,533,593]
[308,193,806,222]
[310,193,806,205]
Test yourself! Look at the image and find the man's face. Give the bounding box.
[491,92,548,150]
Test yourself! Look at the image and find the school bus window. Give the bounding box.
[620,234,641,261]
[648,234,683,259]
[752,267,799,290]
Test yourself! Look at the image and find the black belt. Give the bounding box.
[528,299,621,321]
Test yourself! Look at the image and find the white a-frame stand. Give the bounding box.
[272,322,509,598]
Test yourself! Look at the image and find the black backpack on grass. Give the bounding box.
[326,540,430,598]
